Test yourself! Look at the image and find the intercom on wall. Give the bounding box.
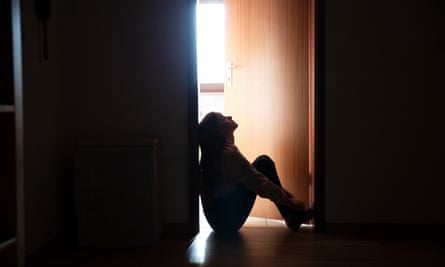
[36,0,51,60]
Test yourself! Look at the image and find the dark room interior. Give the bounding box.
[1,0,444,266]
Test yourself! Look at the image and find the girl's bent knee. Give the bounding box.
[253,154,275,167]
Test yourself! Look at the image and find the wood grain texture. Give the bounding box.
[27,226,445,267]
[225,0,310,218]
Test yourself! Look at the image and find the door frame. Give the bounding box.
[187,0,326,233]
[313,0,326,233]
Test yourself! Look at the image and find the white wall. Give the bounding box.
[21,0,67,255]
[324,0,445,224]
[60,0,194,223]
[22,0,196,255]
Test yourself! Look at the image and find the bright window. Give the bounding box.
[196,3,225,84]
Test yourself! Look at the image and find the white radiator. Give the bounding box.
[75,139,161,246]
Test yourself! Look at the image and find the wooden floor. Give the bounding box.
[28,221,445,267]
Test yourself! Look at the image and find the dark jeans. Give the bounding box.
[203,155,291,234]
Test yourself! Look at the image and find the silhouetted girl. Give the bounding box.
[198,112,313,234]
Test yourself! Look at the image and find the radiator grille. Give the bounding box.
[75,139,161,246]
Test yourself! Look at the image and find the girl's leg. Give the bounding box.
[252,155,293,218]
[252,155,314,231]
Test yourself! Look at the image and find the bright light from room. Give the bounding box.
[196,2,225,230]
[196,3,225,83]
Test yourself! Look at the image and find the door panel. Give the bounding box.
[224,0,310,219]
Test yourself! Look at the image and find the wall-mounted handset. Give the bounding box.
[36,0,51,60]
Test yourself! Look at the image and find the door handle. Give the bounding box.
[226,62,236,86]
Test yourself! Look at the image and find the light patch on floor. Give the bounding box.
[200,208,313,231]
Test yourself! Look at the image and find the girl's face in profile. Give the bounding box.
[215,113,238,141]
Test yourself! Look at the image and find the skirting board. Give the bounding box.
[162,223,199,240]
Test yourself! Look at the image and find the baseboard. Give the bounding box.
[162,223,199,240]
[0,238,16,266]
[325,223,445,236]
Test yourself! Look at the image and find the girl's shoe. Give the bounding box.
[285,206,314,232]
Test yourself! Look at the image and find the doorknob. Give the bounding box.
[226,62,236,69]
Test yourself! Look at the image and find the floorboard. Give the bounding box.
[28,223,445,267]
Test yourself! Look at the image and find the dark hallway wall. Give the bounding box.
[324,0,445,224]
[60,0,196,225]
[21,0,196,255]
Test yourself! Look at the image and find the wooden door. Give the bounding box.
[224,0,311,219]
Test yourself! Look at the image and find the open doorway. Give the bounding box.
[196,0,315,231]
